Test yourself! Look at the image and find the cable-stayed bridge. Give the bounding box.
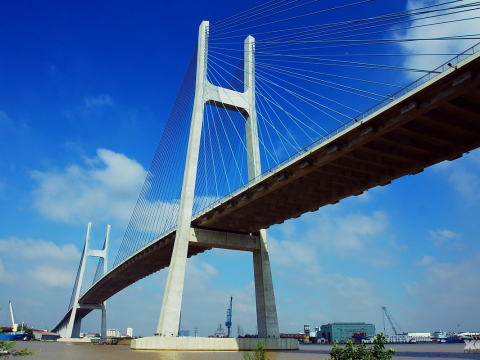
[52,0,480,349]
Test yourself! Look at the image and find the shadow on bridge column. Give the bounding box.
[253,229,280,339]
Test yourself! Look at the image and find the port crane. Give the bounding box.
[382,306,405,335]
[9,301,18,332]
[225,297,233,338]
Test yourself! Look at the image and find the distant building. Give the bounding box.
[127,327,133,337]
[107,329,121,338]
[320,322,375,342]
[179,330,190,337]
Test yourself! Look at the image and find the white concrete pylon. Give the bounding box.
[156,21,210,337]
[156,20,279,338]
[65,222,91,338]
[242,34,280,339]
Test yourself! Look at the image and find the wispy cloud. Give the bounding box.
[0,237,80,288]
[429,229,463,248]
[434,149,480,206]
[404,253,480,330]
[415,255,435,266]
[84,94,114,108]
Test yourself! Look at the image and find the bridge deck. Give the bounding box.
[78,51,480,307]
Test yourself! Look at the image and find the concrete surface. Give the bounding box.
[131,337,299,351]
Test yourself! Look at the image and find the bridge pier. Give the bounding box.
[253,229,279,338]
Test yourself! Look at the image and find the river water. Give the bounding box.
[14,342,479,360]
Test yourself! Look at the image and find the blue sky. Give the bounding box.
[1,0,480,338]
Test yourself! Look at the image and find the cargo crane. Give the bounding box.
[225,297,233,338]
[9,301,18,332]
[381,307,405,335]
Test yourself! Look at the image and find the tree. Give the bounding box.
[243,341,269,360]
[329,333,395,360]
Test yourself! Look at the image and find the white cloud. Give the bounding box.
[84,94,113,108]
[267,208,396,295]
[0,109,28,132]
[27,265,77,288]
[308,210,389,252]
[415,255,435,266]
[0,237,79,262]
[0,237,80,289]
[306,273,382,325]
[0,258,13,284]
[404,253,480,330]
[434,149,480,205]
[296,209,394,268]
[398,0,480,79]
[448,168,480,202]
[199,261,219,277]
[269,237,317,269]
[0,236,85,331]
[0,109,12,125]
[429,229,463,247]
[30,148,147,225]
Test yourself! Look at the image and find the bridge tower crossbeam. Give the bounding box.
[156,20,279,338]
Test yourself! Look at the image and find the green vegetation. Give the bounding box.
[329,333,395,360]
[0,329,35,359]
[243,341,269,360]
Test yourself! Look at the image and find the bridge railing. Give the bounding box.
[192,42,480,220]
[357,42,480,122]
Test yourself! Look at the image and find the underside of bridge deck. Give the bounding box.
[79,236,211,304]
[194,54,480,234]
[79,52,480,308]
[79,229,258,304]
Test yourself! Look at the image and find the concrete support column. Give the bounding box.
[101,304,107,339]
[156,21,209,337]
[253,229,279,338]
[244,34,280,339]
[71,317,82,338]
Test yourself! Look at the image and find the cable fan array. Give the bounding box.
[193,0,480,215]
[112,0,480,269]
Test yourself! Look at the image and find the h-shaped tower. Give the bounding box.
[156,21,280,339]
[52,223,110,339]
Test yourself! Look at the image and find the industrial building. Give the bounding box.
[320,322,375,343]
